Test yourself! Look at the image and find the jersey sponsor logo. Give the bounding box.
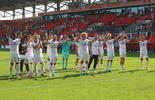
[141,43,146,46]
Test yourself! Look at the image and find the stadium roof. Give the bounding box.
[0,0,64,11]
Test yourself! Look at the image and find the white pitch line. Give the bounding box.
[0,75,155,91]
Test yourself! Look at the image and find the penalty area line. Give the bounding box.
[0,75,155,91]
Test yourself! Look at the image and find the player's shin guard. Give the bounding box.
[109,62,112,70]
[10,65,13,76]
[41,64,44,74]
[146,61,149,68]
[80,64,82,73]
[106,62,109,70]
[16,64,19,76]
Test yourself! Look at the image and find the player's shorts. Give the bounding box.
[10,53,20,63]
[140,51,148,58]
[50,55,58,63]
[33,55,44,64]
[107,51,115,60]
[62,52,69,59]
[119,50,126,58]
[19,55,29,64]
[26,53,33,63]
[80,53,89,61]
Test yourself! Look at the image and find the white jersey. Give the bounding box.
[139,41,147,52]
[119,39,126,51]
[79,39,89,54]
[26,42,33,55]
[75,42,80,54]
[32,41,43,56]
[106,39,114,52]
[98,41,104,54]
[91,41,99,55]
[9,38,20,54]
[48,40,59,56]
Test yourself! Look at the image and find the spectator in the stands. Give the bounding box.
[151,13,154,20]
[112,21,114,26]
[115,31,119,37]
[130,32,133,42]
[150,8,153,12]
[145,31,148,37]
[74,28,77,32]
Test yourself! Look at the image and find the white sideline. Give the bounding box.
[0,75,155,91]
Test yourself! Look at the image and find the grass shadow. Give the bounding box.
[118,69,142,74]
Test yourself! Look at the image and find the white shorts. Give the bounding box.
[50,55,58,63]
[10,53,20,63]
[26,53,33,63]
[33,55,44,64]
[140,51,148,58]
[119,50,126,58]
[80,53,89,61]
[19,55,29,64]
[107,51,115,60]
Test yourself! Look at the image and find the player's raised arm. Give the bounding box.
[114,33,122,41]
[45,32,50,45]
[61,39,70,45]
[4,28,9,42]
[58,35,63,43]
[39,40,43,49]
[75,32,80,43]
[91,32,98,43]
[147,34,152,43]
[104,31,108,42]
[125,35,129,42]
[72,33,75,40]
[137,35,141,43]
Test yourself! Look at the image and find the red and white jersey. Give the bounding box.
[9,38,20,54]
[106,39,114,52]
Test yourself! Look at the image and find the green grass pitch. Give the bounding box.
[0,49,155,100]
